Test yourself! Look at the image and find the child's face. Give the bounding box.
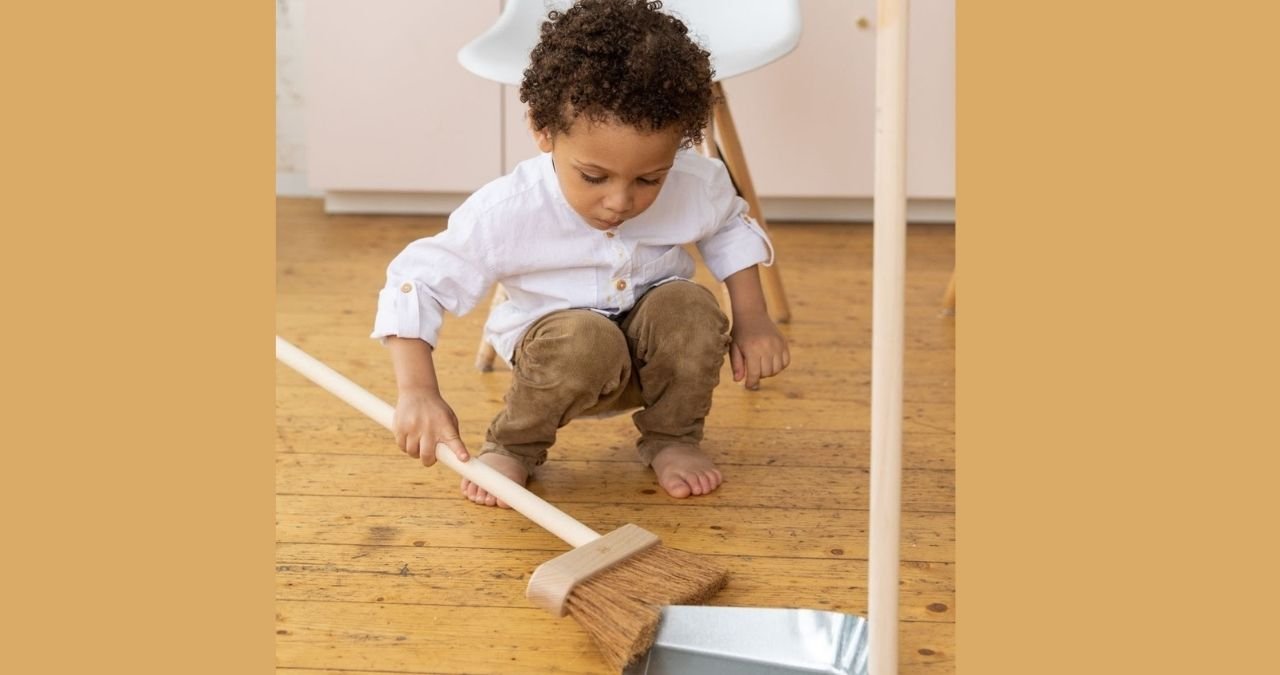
[536,117,683,231]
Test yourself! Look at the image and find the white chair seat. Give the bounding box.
[458,0,802,86]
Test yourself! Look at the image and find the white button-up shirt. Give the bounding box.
[372,150,773,363]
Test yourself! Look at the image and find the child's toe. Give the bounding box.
[660,476,692,498]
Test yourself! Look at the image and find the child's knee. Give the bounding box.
[520,311,629,392]
[644,282,730,353]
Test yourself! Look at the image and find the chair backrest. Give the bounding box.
[458,0,802,86]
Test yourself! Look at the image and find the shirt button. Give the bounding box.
[400,283,413,293]
[605,231,615,238]
[615,279,628,291]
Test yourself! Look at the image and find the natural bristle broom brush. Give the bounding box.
[275,336,727,670]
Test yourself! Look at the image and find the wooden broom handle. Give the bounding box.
[870,1,908,674]
[275,336,602,548]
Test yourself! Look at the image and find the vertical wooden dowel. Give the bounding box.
[870,1,909,675]
[474,285,509,372]
[941,268,956,316]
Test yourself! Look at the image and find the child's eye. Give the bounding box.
[579,171,607,184]
[637,177,661,186]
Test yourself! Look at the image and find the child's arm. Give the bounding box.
[387,336,470,466]
[724,265,791,390]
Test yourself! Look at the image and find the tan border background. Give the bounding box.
[5,1,1278,673]
[960,1,1280,673]
[5,2,275,673]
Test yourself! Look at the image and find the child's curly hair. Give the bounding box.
[520,0,715,148]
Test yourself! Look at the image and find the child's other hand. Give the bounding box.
[730,314,791,390]
[393,390,470,467]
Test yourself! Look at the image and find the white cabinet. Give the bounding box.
[306,0,954,209]
[305,0,501,193]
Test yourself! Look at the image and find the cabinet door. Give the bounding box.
[503,0,953,200]
[719,0,876,198]
[713,0,954,199]
[505,85,542,173]
[500,2,875,181]
[306,0,501,193]
[905,0,956,198]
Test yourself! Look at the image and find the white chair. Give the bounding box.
[460,0,801,371]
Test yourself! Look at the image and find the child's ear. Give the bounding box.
[532,127,553,153]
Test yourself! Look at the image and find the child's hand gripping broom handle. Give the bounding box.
[275,336,602,548]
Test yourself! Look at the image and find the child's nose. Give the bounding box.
[603,187,634,215]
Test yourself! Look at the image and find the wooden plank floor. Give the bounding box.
[275,197,956,674]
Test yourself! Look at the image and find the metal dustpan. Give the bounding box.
[623,606,869,675]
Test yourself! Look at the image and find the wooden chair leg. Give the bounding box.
[940,268,956,317]
[710,81,792,324]
[696,118,735,314]
[698,113,717,158]
[474,284,509,372]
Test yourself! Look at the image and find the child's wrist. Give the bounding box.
[397,383,441,397]
[731,304,770,323]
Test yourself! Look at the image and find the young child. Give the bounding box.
[372,0,790,507]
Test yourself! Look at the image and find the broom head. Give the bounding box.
[526,524,728,671]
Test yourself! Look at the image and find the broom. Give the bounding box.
[275,336,727,670]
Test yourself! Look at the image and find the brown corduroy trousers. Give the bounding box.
[482,280,731,473]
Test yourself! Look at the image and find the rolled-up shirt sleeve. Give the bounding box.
[695,162,775,281]
[370,204,495,347]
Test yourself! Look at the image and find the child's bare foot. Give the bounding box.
[460,453,528,508]
[649,444,723,498]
